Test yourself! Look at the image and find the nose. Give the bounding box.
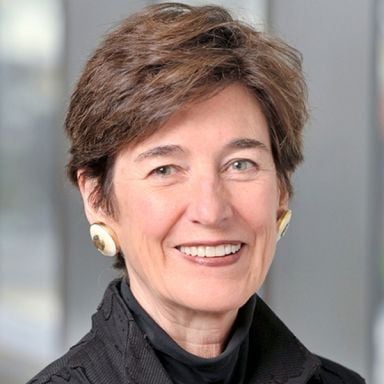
[186,176,233,227]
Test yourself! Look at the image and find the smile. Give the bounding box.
[177,243,242,258]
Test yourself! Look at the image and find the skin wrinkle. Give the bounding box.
[132,283,238,357]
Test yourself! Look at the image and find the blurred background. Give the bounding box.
[0,0,382,383]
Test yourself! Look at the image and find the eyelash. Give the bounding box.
[225,159,258,172]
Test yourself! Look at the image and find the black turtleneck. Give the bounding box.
[120,279,256,384]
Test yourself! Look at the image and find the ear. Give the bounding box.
[77,170,106,225]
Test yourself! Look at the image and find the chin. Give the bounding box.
[171,283,256,315]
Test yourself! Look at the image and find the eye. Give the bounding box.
[223,158,260,180]
[149,165,176,177]
[228,159,257,171]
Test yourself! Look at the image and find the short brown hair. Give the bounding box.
[65,2,308,268]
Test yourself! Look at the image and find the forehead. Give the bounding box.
[121,83,270,158]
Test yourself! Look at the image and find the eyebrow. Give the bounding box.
[224,138,269,152]
[134,144,185,162]
[134,138,269,162]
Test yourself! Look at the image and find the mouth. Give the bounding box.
[176,243,243,258]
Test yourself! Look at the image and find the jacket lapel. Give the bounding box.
[97,280,173,384]
[125,321,174,384]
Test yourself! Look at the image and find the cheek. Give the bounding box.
[236,181,280,225]
[114,185,182,243]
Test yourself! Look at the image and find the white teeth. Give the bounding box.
[179,243,242,258]
[215,245,225,257]
[231,244,239,254]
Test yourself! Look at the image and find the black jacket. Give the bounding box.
[28,279,365,384]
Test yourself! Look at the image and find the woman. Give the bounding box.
[28,3,365,384]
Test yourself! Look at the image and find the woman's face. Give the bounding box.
[85,83,288,315]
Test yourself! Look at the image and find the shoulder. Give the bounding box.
[315,356,366,384]
[27,280,129,384]
[26,328,125,384]
[26,332,98,384]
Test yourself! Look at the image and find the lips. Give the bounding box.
[177,243,243,258]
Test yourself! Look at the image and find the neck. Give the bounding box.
[130,284,238,358]
[157,308,237,358]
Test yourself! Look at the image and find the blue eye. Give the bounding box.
[151,165,174,177]
[230,159,256,171]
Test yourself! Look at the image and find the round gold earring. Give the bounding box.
[89,223,120,257]
[277,209,292,242]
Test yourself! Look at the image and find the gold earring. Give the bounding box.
[277,209,292,242]
[89,223,120,257]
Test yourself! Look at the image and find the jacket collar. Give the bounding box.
[95,279,320,384]
[247,297,321,383]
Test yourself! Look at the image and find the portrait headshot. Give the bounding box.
[1,1,381,383]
